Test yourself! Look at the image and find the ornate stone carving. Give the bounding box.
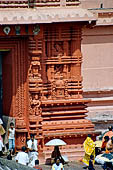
[29,59,41,79]
[30,93,41,116]
[53,41,64,58]
[0,23,96,161]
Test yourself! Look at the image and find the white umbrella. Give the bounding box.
[45,139,67,146]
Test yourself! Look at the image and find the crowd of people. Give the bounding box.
[2,118,113,170]
[82,126,113,170]
[0,120,42,169]
[0,119,64,170]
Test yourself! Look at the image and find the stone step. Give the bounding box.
[42,144,85,164]
[39,149,84,164]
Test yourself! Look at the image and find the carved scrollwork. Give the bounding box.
[51,81,56,99]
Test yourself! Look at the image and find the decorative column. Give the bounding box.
[28,25,44,150]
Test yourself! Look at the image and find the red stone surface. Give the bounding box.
[0,22,97,162]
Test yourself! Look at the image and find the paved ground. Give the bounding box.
[0,157,103,170]
[41,161,103,170]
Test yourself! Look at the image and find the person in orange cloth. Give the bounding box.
[101,136,109,152]
[106,136,113,153]
[102,126,113,142]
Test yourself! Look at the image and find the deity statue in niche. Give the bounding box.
[54,64,63,76]
[53,42,64,58]
[49,64,70,99]
[29,61,41,79]
[55,75,65,98]
[30,93,41,116]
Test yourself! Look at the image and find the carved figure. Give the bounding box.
[32,64,41,79]
[29,61,41,79]
[30,93,41,116]
[54,42,64,57]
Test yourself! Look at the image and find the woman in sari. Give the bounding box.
[83,134,95,166]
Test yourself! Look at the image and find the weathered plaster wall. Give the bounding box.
[82,26,113,91]
[81,26,113,130]
[80,0,113,9]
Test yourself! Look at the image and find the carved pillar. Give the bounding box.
[28,26,44,149]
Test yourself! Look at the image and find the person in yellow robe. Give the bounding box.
[0,118,5,136]
[83,134,95,166]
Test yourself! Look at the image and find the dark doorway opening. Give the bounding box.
[0,50,11,119]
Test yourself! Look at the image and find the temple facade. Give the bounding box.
[0,0,104,162]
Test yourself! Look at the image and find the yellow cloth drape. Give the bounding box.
[0,125,5,135]
[82,137,95,166]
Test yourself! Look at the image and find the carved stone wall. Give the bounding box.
[27,23,96,156]
[28,27,44,148]
[0,37,29,149]
[42,24,83,100]
[0,23,96,160]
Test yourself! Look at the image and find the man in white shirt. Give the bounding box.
[27,134,38,167]
[15,146,29,166]
[27,134,38,152]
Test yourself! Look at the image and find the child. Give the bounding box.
[88,155,95,170]
[8,122,15,154]
[33,160,42,170]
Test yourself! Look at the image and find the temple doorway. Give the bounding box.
[0,52,2,118]
[0,38,29,150]
[0,50,12,118]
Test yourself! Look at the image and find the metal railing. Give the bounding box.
[0,0,80,8]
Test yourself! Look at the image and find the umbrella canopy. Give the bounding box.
[45,139,67,146]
